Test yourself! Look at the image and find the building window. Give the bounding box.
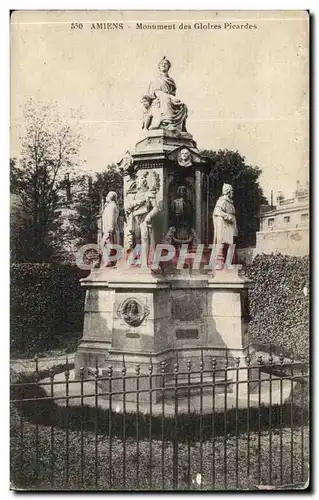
[301,213,308,222]
[284,216,290,223]
[268,218,274,227]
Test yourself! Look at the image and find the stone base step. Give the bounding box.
[162,375,233,399]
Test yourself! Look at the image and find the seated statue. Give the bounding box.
[141,56,188,133]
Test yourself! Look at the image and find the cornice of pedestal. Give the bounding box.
[118,129,211,170]
[207,266,253,288]
[130,133,211,172]
[80,265,253,290]
[133,128,199,157]
[80,267,171,289]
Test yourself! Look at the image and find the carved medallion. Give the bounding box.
[117,298,150,327]
[177,148,192,167]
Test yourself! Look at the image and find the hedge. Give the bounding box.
[10,263,89,356]
[244,254,309,358]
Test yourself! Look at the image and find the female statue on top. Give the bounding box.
[141,56,188,133]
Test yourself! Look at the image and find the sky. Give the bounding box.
[10,10,309,202]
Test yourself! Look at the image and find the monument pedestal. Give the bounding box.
[75,266,253,402]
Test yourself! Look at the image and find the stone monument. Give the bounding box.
[75,57,253,400]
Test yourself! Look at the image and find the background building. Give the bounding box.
[255,181,309,257]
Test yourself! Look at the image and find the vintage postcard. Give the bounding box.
[10,10,309,491]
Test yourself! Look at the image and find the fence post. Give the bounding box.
[235,357,240,489]
[135,364,140,489]
[161,360,166,490]
[122,359,127,489]
[172,361,179,489]
[149,358,153,489]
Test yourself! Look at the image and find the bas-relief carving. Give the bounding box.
[117,298,150,327]
[126,170,161,196]
[167,146,202,166]
[177,148,192,167]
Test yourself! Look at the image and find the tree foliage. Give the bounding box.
[68,165,123,246]
[202,149,268,247]
[10,100,82,262]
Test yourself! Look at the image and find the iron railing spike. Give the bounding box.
[35,354,39,373]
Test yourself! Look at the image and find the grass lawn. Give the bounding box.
[11,403,309,491]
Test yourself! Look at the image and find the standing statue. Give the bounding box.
[125,172,161,263]
[165,185,197,248]
[141,56,188,133]
[100,190,119,249]
[170,185,193,231]
[212,183,238,264]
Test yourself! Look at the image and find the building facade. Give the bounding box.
[255,182,309,257]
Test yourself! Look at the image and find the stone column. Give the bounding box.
[205,173,209,245]
[195,169,202,241]
[162,168,170,236]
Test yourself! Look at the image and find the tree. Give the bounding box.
[10,100,82,262]
[202,149,268,247]
[68,165,123,246]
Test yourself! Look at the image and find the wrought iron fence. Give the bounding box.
[10,352,309,491]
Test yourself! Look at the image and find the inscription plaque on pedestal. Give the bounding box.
[176,329,199,340]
